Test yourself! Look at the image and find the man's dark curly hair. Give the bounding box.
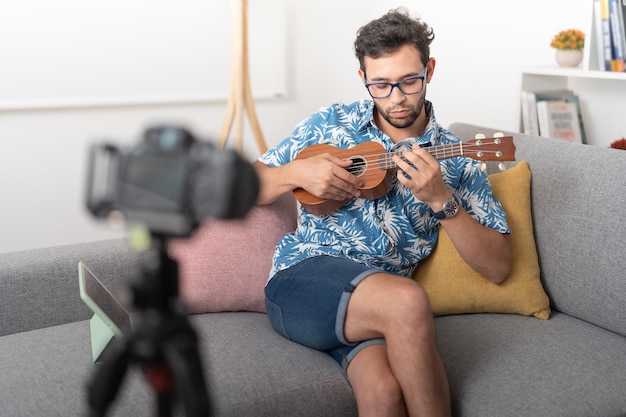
[354,8,435,72]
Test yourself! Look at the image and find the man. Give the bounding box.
[254,8,511,417]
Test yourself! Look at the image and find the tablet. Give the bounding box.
[78,261,134,362]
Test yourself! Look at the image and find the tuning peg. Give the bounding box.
[498,162,506,172]
[474,133,486,139]
[493,132,504,138]
[480,162,487,172]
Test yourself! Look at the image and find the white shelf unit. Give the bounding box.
[519,2,626,148]
[520,69,626,147]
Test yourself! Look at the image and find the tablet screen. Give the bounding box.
[78,261,133,337]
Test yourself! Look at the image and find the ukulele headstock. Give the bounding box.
[464,133,516,172]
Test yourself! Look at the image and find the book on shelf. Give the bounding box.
[609,0,626,71]
[520,90,588,144]
[595,0,626,72]
[617,0,626,68]
[600,0,614,71]
[594,0,609,70]
[536,100,584,144]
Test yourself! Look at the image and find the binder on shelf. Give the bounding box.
[520,90,588,144]
[520,90,537,135]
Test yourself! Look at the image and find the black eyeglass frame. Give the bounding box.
[364,66,428,99]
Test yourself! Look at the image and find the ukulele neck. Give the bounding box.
[381,143,464,169]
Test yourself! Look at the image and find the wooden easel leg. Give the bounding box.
[218,0,269,155]
[218,82,237,148]
[244,67,268,154]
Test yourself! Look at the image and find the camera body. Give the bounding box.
[86,125,259,237]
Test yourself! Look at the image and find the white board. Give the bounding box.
[0,0,287,109]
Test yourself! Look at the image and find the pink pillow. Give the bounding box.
[169,193,297,313]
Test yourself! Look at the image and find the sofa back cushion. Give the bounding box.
[0,238,142,336]
[414,161,551,320]
[169,193,297,314]
[449,123,626,337]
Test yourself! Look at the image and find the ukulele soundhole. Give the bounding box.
[347,155,367,177]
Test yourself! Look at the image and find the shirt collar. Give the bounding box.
[357,100,376,132]
[414,100,439,146]
[359,99,440,147]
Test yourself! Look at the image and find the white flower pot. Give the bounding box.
[555,49,583,67]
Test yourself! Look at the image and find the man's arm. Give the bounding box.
[436,208,511,284]
[393,146,512,284]
[253,155,365,205]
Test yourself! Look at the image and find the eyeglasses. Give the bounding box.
[364,67,428,99]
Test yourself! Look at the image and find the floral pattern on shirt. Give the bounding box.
[258,100,510,280]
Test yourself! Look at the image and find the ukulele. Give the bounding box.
[292,134,516,214]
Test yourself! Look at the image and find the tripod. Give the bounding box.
[86,234,210,417]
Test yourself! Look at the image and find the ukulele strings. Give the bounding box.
[346,142,504,170]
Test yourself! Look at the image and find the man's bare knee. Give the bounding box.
[393,280,432,318]
[369,276,432,325]
[344,274,433,342]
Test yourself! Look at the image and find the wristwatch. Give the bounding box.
[431,195,460,220]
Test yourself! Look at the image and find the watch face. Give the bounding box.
[432,197,459,220]
[443,199,459,217]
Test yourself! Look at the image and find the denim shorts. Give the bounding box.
[264,255,386,373]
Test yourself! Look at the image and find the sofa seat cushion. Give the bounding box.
[0,313,356,417]
[0,321,153,416]
[0,321,169,416]
[414,160,551,319]
[192,312,356,416]
[435,312,626,417]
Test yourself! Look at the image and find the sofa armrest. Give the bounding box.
[0,238,142,336]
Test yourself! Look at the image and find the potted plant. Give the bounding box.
[550,29,585,67]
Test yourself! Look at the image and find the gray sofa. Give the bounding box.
[1,122,625,417]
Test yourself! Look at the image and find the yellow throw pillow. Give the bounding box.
[413,161,551,320]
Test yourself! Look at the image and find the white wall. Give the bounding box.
[0,0,590,253]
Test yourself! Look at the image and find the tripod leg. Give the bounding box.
[161,333,210,417]
[143,362,175,417]
[87,337,130,417]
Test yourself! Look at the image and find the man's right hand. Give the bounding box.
[253,154,364,205]
[293,153,364,201]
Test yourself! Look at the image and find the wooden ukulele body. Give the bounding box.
[292,142,394,214]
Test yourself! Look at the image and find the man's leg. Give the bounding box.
[343,272,451,417]
[347,344,407,417]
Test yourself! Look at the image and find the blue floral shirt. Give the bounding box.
[258,100,510,280]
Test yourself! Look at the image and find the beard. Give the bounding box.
[375,93,425,129]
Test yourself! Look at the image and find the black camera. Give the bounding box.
[86,125,259,237]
